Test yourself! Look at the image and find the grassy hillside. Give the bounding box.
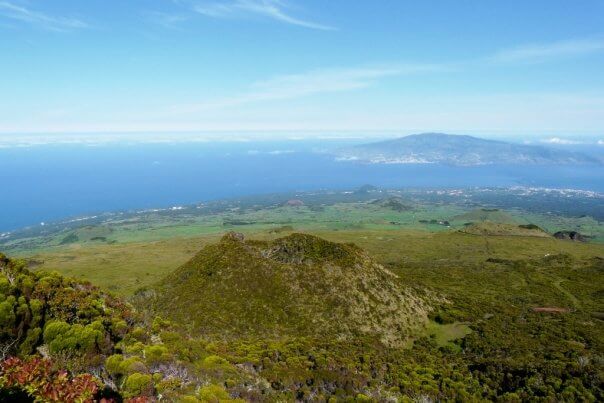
[459,221,551,237]
[151,233,432,346]
[16,227,604,296]
[452,208,517,223]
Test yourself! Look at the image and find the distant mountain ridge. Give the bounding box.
[334,133,600,166]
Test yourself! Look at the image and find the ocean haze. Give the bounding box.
[1,136,604,232]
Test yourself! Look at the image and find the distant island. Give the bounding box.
[333,133,601,166]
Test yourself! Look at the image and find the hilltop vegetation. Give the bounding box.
[150,233,432,346]
[459,222,551,237]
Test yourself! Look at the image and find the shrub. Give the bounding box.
[151,317,172,333]
[202,355,230,369]
[120,357,148,375]
[123,372,153,398]
[198,384,230,402]
[0,297,16,332]
[0,276,11,294]
[18,327,42,355]
[105,354,124,377]
[155,376,182,394]
[124,341,146,354]
[144,345,171,366]
[43,320,105,354]
[111,319,128,337]
[129,327,148,342]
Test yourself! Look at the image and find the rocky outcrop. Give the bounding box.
[553,231,587,242]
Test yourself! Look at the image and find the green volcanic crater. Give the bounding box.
[151,232,432,346]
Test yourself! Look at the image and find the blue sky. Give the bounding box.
[1,0,603,137]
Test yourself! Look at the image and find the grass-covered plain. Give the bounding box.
[14,220,603,297]
[3,187,603,255]
[4,190,603,297]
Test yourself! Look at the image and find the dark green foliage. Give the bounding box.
[382,197,412,212]
[59,233,79,245]
[371,197,412,212]
[43,320,106,354]
[0,253,135,360]
[519,223,541,230]
[389,251,604,401]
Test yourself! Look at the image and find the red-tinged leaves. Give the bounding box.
[0,356,100,402]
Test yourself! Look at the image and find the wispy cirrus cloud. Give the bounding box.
[171,36,604,113]
[490,38,604,63]
[146,11,189,29]
[171,63,448,113]
[192,0,335,30]
[0,1,87,31]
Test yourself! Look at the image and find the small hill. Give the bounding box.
[151,233,431,346]
[371,197,413,212]
[333,133,599,166]
[453,208,516,224]
[460,222,550,237]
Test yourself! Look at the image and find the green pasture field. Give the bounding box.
[5,199,603,257]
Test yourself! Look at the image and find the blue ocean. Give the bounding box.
[1,140,603,232]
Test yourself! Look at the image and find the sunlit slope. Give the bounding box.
[452,208,517,223]
[151,233,432,346]
[459,222,551,237]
